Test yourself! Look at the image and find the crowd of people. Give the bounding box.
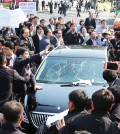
[41,0,92,17]
[1,72,120,134]
[0,7,120,133]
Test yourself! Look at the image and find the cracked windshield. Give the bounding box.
[36,57,105,84]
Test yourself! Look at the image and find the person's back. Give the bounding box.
[108,86,120,123]
[36,90,88,134]
[0,52,29,108]
[0,101,25,134]
[63,89,120,134]
[103,70,120,87]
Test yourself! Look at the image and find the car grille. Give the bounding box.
[29,111,54,128]
[23,111,29,123]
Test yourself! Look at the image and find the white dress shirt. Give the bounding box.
[7,53,16,67]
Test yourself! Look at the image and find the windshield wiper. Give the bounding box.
[36,80,56,84]
[61,79,92,87]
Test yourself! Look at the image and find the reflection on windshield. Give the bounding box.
[36,57,105,84]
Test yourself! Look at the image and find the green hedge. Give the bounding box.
[2,3,10,8]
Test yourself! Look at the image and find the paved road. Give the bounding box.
[35,5,115,28]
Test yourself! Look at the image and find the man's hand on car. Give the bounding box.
[34,85,43,90]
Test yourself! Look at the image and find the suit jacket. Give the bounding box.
[20,36,35,52]
[0,123,25,134]
[32,34,40,53]
[86,38,93,45]
[110,103,120,123]
[13,54,41,102]
[86,38,103,46]
[110,39,116,50]
[63,110,120,134]
[47,24,56,32]
[85,17,96,29]
[50,35,64,47]
[0,66,29,106]
[112,78,120,86]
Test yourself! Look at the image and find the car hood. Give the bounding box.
[26,83,107,113]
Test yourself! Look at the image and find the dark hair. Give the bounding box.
[89,30,96,35]
[69,90,88,111]
[4,41,14,50]
[53,29,61,35]
[115,31,120,39]
[70,23,76,27]
[85,99,92,111]
[20,27,28,35]
[101,19,106,23]
[58,17,62,21]
[80,26,87,33]
[0,52,6,65]
[56,22,61,29]
[40,19,45,23]
[49,17,54,21]
[16,47,29,57]
[92,89,114,111]
[36,25,43,33]
[44,28,50,36]
[108,86,120,103]
[79,20,84,25]
[66,21,72,25]
[10,36,20,43]
[88,26,94,30]
[32,16,39,20]
[103,70,117,82]
[2,101,24,123]
[0,38,5,46]
[26,22,33,30]
[74,131,92,134]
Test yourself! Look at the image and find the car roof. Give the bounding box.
[48,45,107,59]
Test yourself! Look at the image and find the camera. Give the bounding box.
[107,62,118,70]
[104,62,120,73]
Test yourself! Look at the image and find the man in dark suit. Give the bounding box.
[36,90,88,134]
[20,27,35,53]
[61,89,120,134]
[42,0,45,10]
[108,86,120,123]
[0,52,30,109]
[103,70,120,87]
[110,31,120,61]
[32,25,43,53]
[85,11,96,30]
[13,46,50,103]
[64,23,84,45]
[47,18,56,32]
[0,101,25,134]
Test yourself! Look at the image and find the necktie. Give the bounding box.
[6,57,12,66]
